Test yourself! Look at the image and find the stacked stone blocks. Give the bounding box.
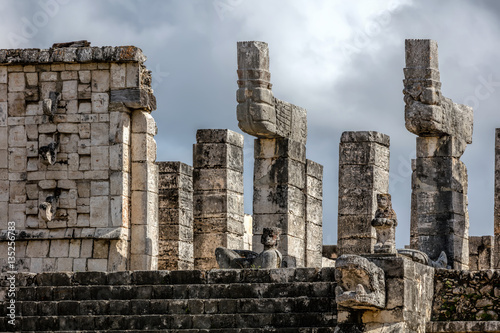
[157,161,194,270]
[0,44,158,272]
[404,39,472,269]
[337,131,390,255]
[193,129,245,269]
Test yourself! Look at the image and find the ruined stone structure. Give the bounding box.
[3,39,500,332]
[193,129,245,269]
[337,131,390,255]
[236,41,323,267]
[0,43,158,272]
[404,39,473,270]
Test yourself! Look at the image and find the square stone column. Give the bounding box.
[130,110,159,270]
[157,161,194,270]
[253,137,306,267]
[404,39,472,269]
[193,129,244,269]
[305,159,323,267]
[337,131,390,256]
[495,128,500,268]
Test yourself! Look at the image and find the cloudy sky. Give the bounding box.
[2,0,500,247]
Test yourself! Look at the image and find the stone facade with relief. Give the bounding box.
[0,43,158,272]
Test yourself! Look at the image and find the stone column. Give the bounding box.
[404,39,472,269]
[337,131,390,256]
[495,128,500,268]
[236,41,309,267]
[130,110,159,270]
[253,138,307,267]
[193,129,244,269]
[469,236,493,270]
[305,159,323,267]
[157,161,194,270]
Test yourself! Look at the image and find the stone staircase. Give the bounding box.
[0,268,337,332]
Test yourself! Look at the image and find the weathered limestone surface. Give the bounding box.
[193,129,244,269]
[468,236,493,270]
[405,39,472,270]
[338,131,390,255]
[305,159,323,267]
[0,42,158,272]
[237,41,321,267]
[157,161,194,270]
[336,255,434,333]
[335,254,386,310]
[495,128,500,268]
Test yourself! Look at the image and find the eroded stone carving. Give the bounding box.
[371,194,397,254]
[43,91,61,120]
[335,254,385,310]
[397,248,448,268]
[236,41,307,144]
[39,195,58,222]
[39,142,59,165]
[215,227,283,269]
[404,39,472,269]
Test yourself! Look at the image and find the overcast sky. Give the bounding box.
[2,0,500,247]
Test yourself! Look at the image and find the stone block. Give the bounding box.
[69,239,81,258]
[91,70,110,92]
[9,203,26,228]
[132,110,157,135]
[254,138,307,162]
[91,92,109,113]
[26,240,50,258]
[126,63,140,88]
[110,63,126,88]
[91,181,110,196]
[62,80,78,100]
[79,70,91,83]
[49,240,70,257]
[8,72,25,91]
[109,144,130,171]
[110,195,129,227]
[91,146,109,170]
[131,133,156,162]
[8,125,26,147]
[131,161,158,192]
[80,239,93,258]
[88,259,108,271]
[90,122,109,146]
[110,111,131,144]
[193,168,243,194]
[93,240,110,259]
[131,190,158,225]
[339,142,390,171]
[193,143,243,172]
[110,171,130,196]
[131,223,158,255]
[90,196,109,227]
[0,67,6,83]
[8,92,25,116]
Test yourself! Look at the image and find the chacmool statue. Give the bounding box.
[215,227,283,269]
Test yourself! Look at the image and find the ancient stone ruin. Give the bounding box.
[1,39,500,332]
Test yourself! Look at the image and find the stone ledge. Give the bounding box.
[427,321,500,332]
[0,45,146,64]
[340,131,390,147]
[4,267,337,287]
[0,227,128,241]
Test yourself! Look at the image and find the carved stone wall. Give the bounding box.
[0,44,158,272]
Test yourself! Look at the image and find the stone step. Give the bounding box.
[1,313,337,331]
[12,282,335,302]
[3,329,337,333]
[4,297,336,317]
